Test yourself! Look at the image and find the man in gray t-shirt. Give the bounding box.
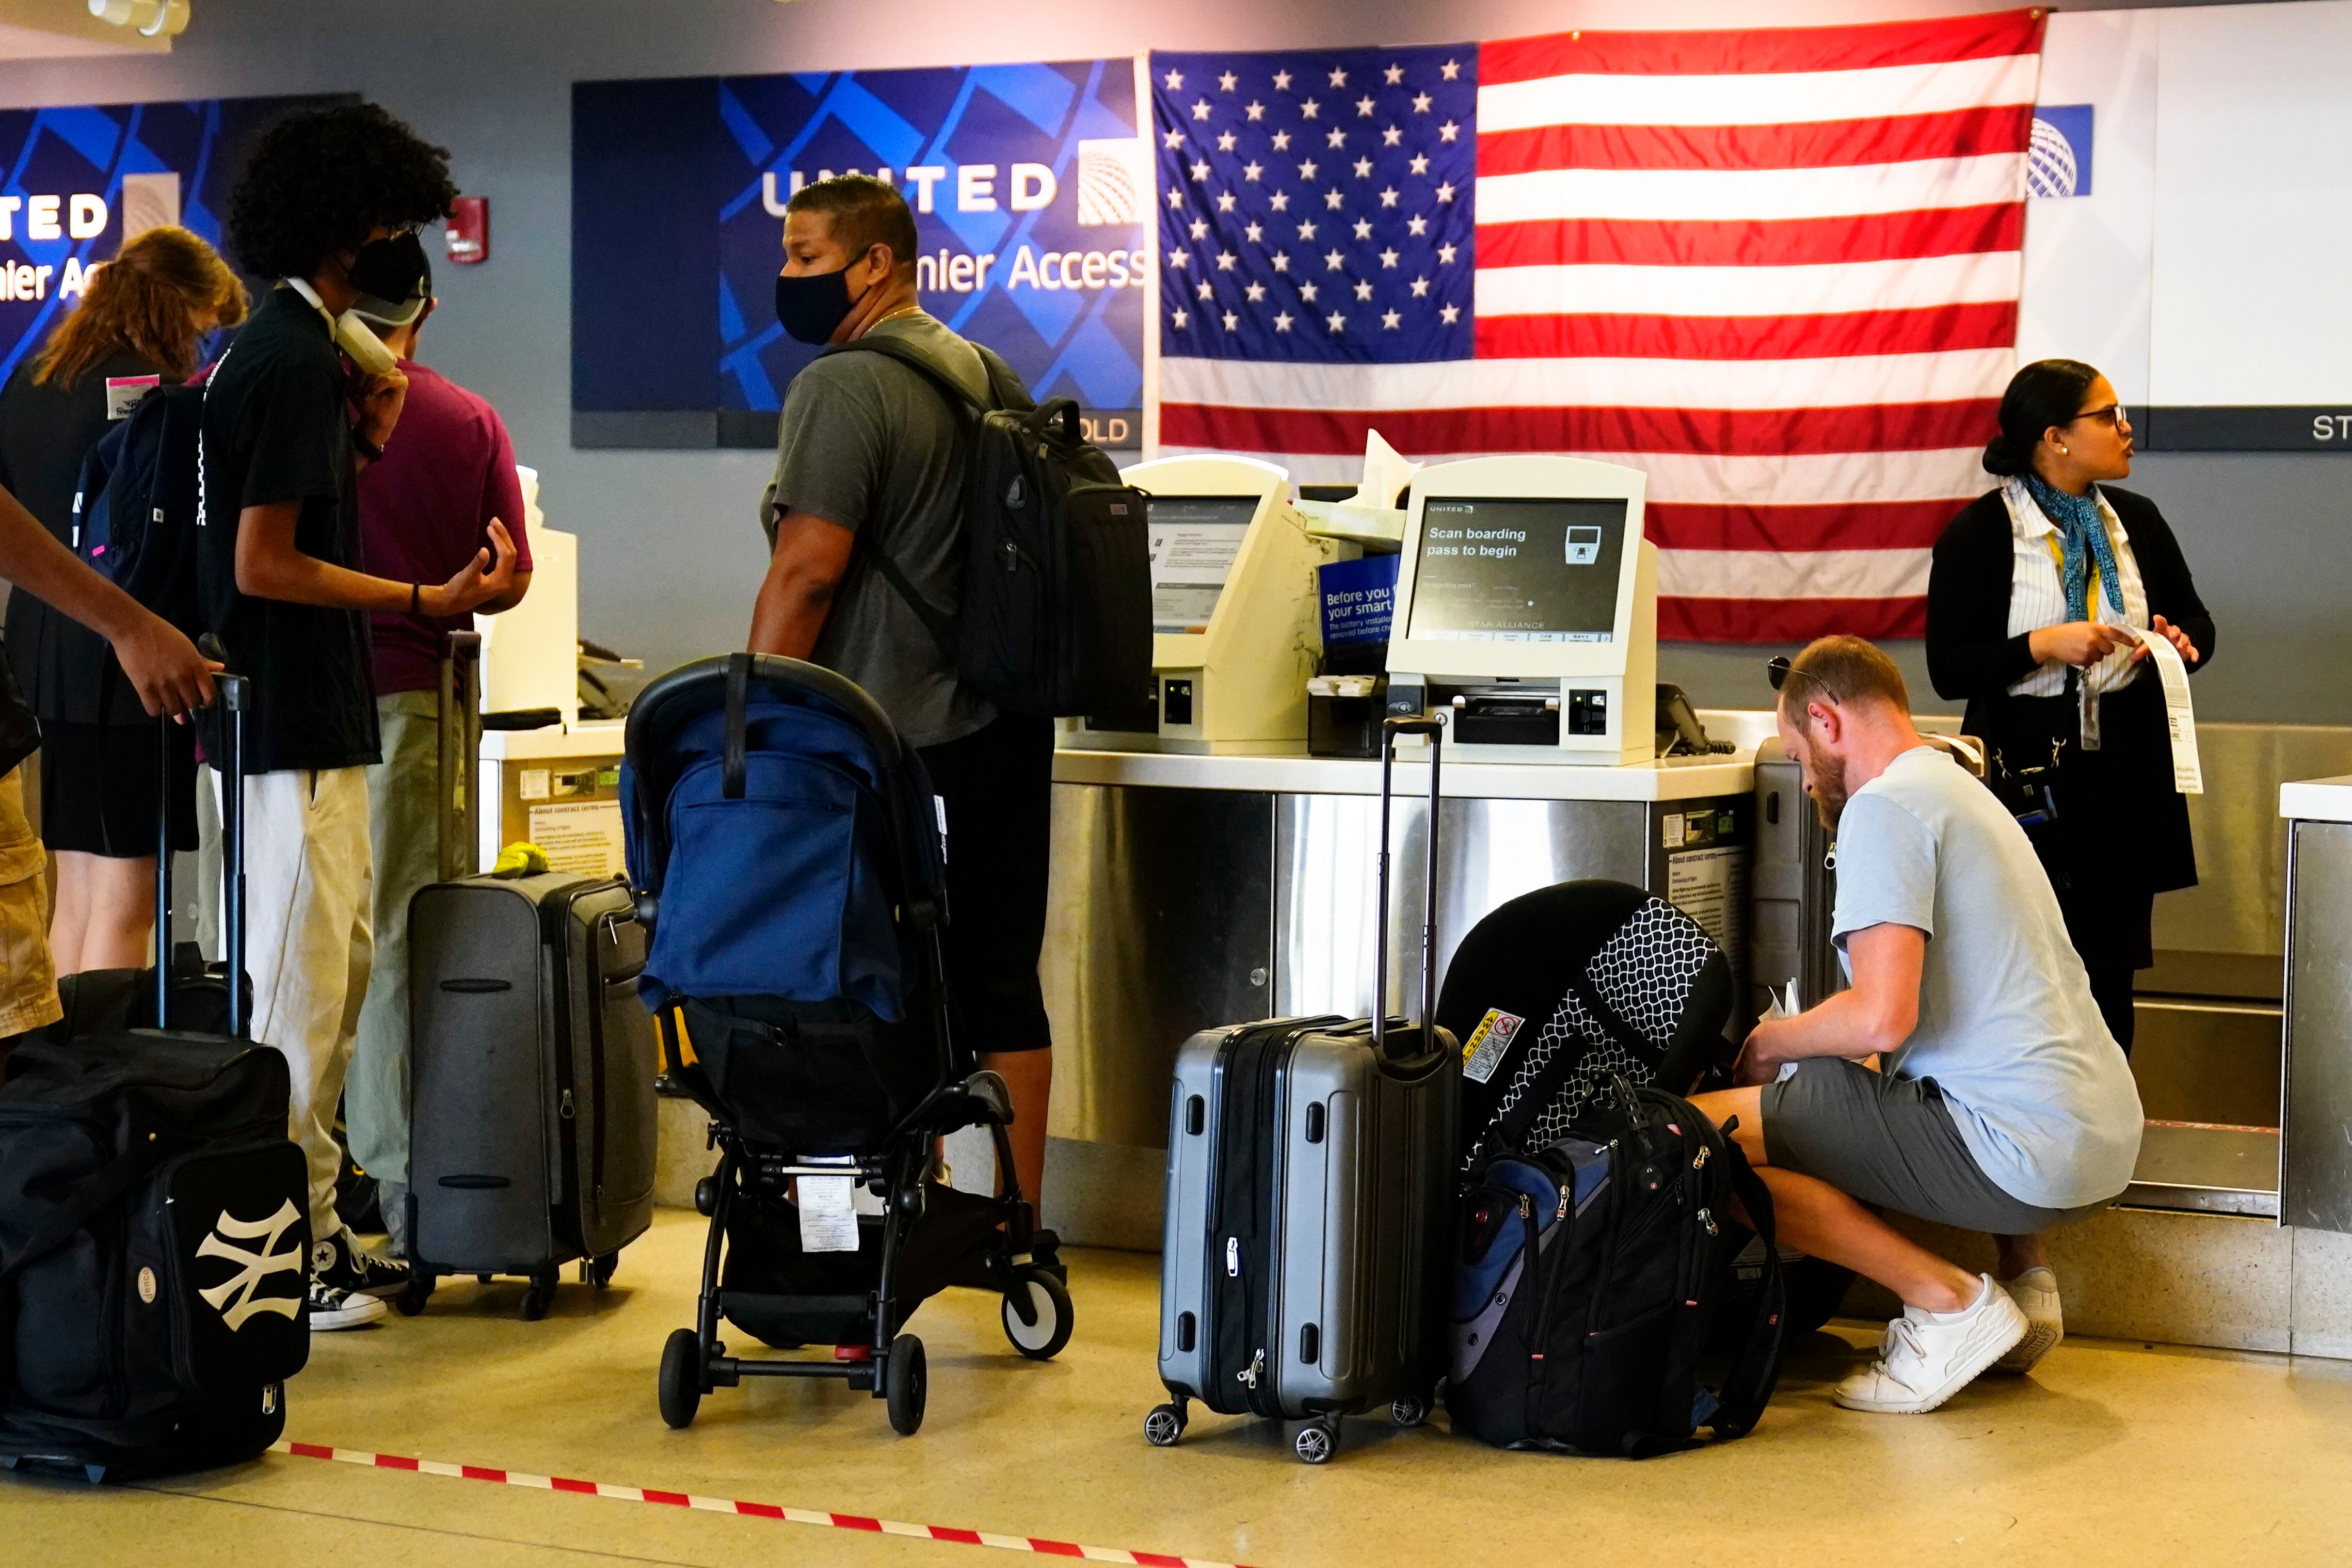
[759,309,998,750]
[746,175,1061,1238]
[1691,636,2142,1417]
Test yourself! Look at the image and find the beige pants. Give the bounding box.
[0,763,59,1039]
[217,765,374,1241]
[351,691,440,1189]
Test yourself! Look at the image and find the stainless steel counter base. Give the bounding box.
[1039,777,1747,1246]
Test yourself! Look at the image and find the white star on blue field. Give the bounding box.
[1153,46,1478,363]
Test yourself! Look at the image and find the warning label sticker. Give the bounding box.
[1461,1009,1526,1084]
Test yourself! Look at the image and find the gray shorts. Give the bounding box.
[1762,1058,2114,1235]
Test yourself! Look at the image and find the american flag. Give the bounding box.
[1151,10,2047,642]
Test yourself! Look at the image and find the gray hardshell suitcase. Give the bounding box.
[400,872,660,1319]
[1750,735,1843,1016]
[1146,717,1459,1465]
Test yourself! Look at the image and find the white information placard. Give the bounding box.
[526,800,627,877]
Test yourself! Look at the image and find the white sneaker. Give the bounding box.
[309,1277,389,1331]
[1833,1274,2027,1415]
[1994,1267,2063,1373]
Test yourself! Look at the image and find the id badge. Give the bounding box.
[2078,680,2101,751]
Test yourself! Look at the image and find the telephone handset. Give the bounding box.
[333,312,399,378]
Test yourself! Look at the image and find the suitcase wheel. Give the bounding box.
[1143,1403,1187,1448]
[1390,1394,1430,1428]
[658,1329,703,1429]
[1293,1420,1339,1465]
[521,1267,559,1321]
[884,1335,927,1436]
[1000,1266,1073,1361]
[588,1253,620,1289]
[394,1269,436,1318]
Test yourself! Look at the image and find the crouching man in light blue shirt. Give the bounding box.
[1692,635,2142,1416]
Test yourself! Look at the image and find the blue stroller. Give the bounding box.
[622,654,1071,1436]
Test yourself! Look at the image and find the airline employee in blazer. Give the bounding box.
[1925,359,2214,1050]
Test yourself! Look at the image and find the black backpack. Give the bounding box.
[0,1031,308,1481]
[71,378,209,637]
[818,335,1151,718]
[1447,1075,1788,1458]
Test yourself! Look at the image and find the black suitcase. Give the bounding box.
[0,676,311,1482]
[399,872,659,1319]
[1147,717,1459,1465]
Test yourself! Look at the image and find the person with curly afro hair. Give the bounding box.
[201,102,519,1331]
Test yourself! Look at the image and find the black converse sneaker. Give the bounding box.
[309,1276,388,1331]
[314,1227,409,1299]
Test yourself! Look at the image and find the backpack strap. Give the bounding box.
[806,335,997,662]
[1705,1137,1789,1440]
[1483,962,1657,1157]
[722,652,751,801]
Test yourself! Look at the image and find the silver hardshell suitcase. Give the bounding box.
[1144,717,1459,1465]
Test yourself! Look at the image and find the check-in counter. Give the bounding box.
[1037,743,1753,1242]
[476,719,630,879]
[2281,775,2352,1231]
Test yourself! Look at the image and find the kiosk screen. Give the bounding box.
[1148,495,1257,632]
[1405,497,1629,643]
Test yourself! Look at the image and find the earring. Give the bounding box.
[2059,444,2069,454]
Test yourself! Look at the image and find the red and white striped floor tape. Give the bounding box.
[270,1439,1263,1567]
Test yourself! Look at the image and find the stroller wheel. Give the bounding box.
[658,1329,703,1429]
[1001,1267,1074,1361]
[884,1335,927,1436]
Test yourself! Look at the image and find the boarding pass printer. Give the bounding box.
[1384,455,1658,765]
[1067,455,1355,754]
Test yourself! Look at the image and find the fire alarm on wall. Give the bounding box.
[447,196,489,264]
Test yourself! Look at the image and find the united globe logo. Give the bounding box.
[2028,104,2094,199]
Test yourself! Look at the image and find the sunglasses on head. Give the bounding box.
[1767,656,1832,703]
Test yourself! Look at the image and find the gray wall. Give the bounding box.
[1,0,2338,725]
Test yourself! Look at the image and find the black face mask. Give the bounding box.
[774,262,872,345]
[346,232,429,305]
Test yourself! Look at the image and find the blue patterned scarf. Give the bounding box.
[2023,472,2124,622]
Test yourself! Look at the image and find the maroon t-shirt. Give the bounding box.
[358,359,533,695]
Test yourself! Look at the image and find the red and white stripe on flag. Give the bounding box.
[1156,9,2047,643]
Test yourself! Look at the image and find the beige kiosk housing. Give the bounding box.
[1386,455,1659,766]
[1069,454,1356,754]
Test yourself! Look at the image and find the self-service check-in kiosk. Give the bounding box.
[1068,455,1355,754]
[1384,455,1658,765]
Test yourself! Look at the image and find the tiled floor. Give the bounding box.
[11,1209,2352,1566]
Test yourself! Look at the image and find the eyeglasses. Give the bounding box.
[2065,404,2131,431]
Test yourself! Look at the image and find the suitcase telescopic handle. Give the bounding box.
[156,662,248,1034]
[1373,714,1444,1054]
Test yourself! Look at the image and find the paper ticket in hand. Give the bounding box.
[2128,627,2204,795]
[1761,980,1802,1083]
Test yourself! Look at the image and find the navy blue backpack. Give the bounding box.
[71,379,208,635]
[620,654,954,1154]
